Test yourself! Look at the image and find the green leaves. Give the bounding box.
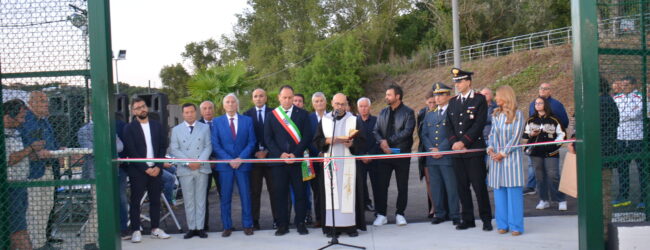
[180,61,251,114]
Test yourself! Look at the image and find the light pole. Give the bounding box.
[113,49,126,94]
[452,0,461,68]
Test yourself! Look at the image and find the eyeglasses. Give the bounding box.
[539,87,551,91]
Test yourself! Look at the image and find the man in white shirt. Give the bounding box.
[122,97,172,242]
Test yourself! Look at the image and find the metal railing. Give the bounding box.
[430,14,650,68]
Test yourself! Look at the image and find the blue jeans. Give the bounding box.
[526,156,536,189]
[161,167,177,203]
[531,156,565,202]
[118,167,129,231]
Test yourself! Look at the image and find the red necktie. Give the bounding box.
[230,117,236,139]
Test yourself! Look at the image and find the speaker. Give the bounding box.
[48,94,86,148]
[115,93,129,122]
[134,93,169,136]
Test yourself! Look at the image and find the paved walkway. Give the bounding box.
[122,215,578,250]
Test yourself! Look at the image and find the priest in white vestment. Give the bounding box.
[313,93,367,237]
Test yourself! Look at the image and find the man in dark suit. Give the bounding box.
[264,85,313,236]
[198,100,220,231]
[307,92,328,228]
[243,88,278,230]
[122,97,171,242]
[446,68,493,231]
[356,97,379,212]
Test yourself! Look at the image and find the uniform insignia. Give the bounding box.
[452,68,460,77]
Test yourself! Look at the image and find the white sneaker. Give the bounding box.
[396,214,407,226]
[131,230,142,243]
[558,201,568,211]
[373,215,388,226]
[151,228,171,239]
[535,200,550,210]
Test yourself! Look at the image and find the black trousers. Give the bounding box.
[453,157,492,223]
[375,157,411,216]
[204,169,220,230]
[358,159,379,208]
[128,167,163,231]
[250,163,277,222]
[271,164,307,228]
[309,161,324,224]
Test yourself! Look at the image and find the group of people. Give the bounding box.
[11,66,624,249]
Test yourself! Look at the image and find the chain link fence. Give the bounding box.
[1,0,99,249]
[596,0,650,239]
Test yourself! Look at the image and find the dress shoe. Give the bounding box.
[455,221,476,230]
[197,230,208,238]
[348,230,359,237]
[511,231,522,236]
[452,219,461,226]
[483,222,493,231]
[222,229,232,237]
[497,229,508,234]
[275,226,289,236]
[183,230,196,239]
[297,223,309,235]
[243,228,254,236]
[431,217,446,224]
[253,220,261,230]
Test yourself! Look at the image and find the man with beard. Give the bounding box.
[122,97,171,242]
[313,93,367,237]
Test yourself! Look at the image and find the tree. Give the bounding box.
[292,34,365,110]
[180,61,252,114]
[159,63,190,105]
[182,39,221,72]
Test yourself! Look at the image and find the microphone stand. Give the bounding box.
[319,111,365,250]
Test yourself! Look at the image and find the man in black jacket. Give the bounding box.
[122,97,172,242]
[372,84,415,227]
[446,68,492,231]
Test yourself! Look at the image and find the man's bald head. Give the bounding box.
[331,93,347,116]
[28,91,49,118]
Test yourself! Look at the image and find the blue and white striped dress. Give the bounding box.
[487,110,525,189]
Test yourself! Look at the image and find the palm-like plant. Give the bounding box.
[180,61,251,114]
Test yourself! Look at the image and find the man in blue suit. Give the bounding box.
[264,85,313,236]
[421,83,460,226]
[212,93,257,237]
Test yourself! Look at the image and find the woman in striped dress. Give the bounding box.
[486,85,525,236]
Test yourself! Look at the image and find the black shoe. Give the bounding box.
[275,226,289,236]
[455,221,476,230]
[184,230,197,239]
[365,204,375,212]
[197,229,208,238]
[483,222,493,231]
[272,221,278,229]
[120,230,132,240]
[452,219,461,226]
[297,223,309,235]
[431,217,446,224]
[348,230,359,237]
[306,214,313,225]
[253,220,261,230]
[47,238,64,244]
[523,187,536,195]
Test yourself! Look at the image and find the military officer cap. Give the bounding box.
[432,82,452,95]
[451,67,473,82]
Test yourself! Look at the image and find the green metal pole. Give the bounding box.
[87,0,120,249]
[639,0,650,222]
[0,74,10,250]
[571,1,604,249]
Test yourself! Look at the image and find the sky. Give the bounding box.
[109,0,248,87]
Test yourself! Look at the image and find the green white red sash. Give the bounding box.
[271,107,315,181]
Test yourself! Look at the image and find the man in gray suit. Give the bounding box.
[169,103,212,239]
[421,83,460,226]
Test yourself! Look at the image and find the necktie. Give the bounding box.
[230,117,236,139]
[439,109,443,116]
[461,97,466,104]
[258,109,263,124]
[189,125,194,134]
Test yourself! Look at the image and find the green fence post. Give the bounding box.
[571,0,604,249]
[87,0,120,249]
[0,76,10,250]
